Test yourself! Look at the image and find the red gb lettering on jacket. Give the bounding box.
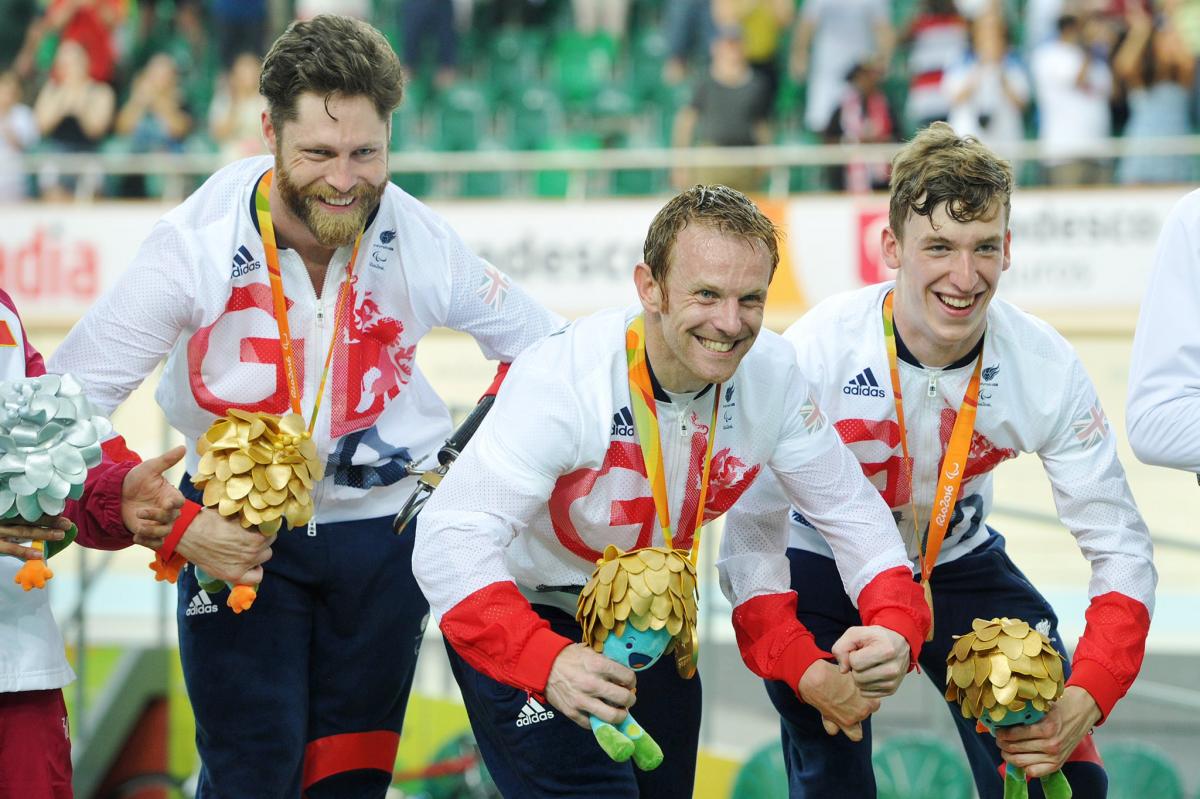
[834,414,1017,508]
[187,284,302,415]
[549,438,761,562]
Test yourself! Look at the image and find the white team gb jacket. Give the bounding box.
[48,156,563,524]
[415,306,925,696]
[728,281,1156,716]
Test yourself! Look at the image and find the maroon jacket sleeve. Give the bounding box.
[2,289,140,550]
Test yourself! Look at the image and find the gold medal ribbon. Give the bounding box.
[624,315,720,566]
[882,290,983,639]
[255,169,364,433]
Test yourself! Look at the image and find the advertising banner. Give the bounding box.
[3,187,1190,327]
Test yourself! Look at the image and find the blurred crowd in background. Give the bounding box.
[1,0,1199,202]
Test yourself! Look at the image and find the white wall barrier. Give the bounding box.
[3,186,1191,326]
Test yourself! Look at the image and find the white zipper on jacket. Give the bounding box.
[659,394,695,543]
[290,249,350,536]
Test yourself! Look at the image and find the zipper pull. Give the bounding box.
[307,518,317,537]
[680,410,688,437]
[927,373,938,398]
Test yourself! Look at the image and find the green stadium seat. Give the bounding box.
[626,30,670,105]
[535,132,601,198]
[431,83,491,152]
[504,86,565,151]
[729,742,789,799]
[549,31,617,109]
[1102,741,1186,799]
[872,735,973,799]
[610,130,664,196]
[486,29,546,107]
[460,138,509,198]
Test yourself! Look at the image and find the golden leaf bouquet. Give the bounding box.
[166,409,325,612]
[946,617,1073,799]
[194,409,324,536]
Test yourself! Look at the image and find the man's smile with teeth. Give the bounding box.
[938,293,975,309]
[321,196,355,206]
[698,337,734,352]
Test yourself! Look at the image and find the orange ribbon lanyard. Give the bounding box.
[625,315,720,566]
[882,291,983,595]
[255,169,363,434]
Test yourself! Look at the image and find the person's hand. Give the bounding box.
[121,446,186,548]
[995,686,1102,778]
[797,659,880,741]
[545,643,637,729]
[831,625,911,698]
[174,508,274,585]
[0,515,72,559]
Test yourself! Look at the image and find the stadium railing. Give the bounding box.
[16,135,1200,203]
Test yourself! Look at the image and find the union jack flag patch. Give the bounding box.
[476,263,511,312]
[800,392,826,433]
[1072,402,1108,449]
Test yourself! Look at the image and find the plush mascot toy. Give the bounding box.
[152,409,323,612]
[576,544,699,771]
[946,617,1073,799]
[0,374,110,590]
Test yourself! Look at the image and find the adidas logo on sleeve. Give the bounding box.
[515,697,556,727]
[185,590,220,617]
[843,367,886,398]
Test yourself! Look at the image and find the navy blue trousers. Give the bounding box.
[766,533,1107,799]
[177,479,429,799]
[445,604,703,798]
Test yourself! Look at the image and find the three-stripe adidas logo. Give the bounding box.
[231,245,262,278]
[515,697,555,727]
[185,590,220,617]
[843,367,886,398]
[611,406,635,438]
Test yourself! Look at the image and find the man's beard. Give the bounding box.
[275,160,385,248]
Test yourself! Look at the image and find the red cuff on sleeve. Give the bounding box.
[731,592,833,696]
[1065,660,1123,723]
[159,500,202,564]
[512,627,574,695]
[440,581,574,694]
[1066,591,1151,723]
[856,565,930,665]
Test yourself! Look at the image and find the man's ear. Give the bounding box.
[880,226,902,272]
[262,110,277,154]
[633,262,664,314]
[1002,227,1012,272]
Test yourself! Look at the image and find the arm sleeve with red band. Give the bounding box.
[65,436,143,550]
[1066,591,1151,722]
[159,500,202,564]
[855,564,931,668]
[482,362,510,400]
[439,581,573,695]
[731,592,832,694]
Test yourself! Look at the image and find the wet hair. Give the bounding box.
[260,15,404,132]
[642,184,781,286]
[888,122,1014,238]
